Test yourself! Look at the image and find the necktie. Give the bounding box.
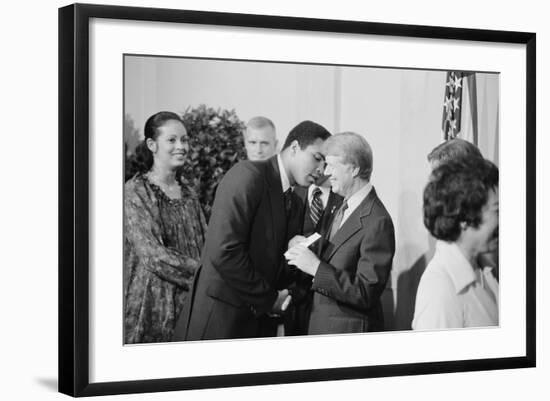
[309,187,323,227]
[284,188,293,218]
[329,201,348,241]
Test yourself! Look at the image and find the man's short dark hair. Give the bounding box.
[281,120,331,150]
[423,157,498,242]
[427,138,483,166]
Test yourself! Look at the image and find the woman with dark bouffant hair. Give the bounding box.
[413,157,499,330]
[124,111,206,343]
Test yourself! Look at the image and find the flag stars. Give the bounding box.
[445,72,463,91]
[452,75,462,90]
[444,96,453,112]
[452,97,460,111]
[442,71,465,140]
[449,119,457,131]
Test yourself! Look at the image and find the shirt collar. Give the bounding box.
[435,240,477,294]
[345,182,373,212]
[277,154,291,193]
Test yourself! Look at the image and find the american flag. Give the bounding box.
[442,71,478,144]
[442,71,465,140]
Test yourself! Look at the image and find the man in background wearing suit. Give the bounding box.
[286,132,395,334]
[286,175,343,335]
[298,175,343,240]
[243,116,278,161]
[176,121,331,340]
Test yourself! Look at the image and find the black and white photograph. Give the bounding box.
[3,0,547,399]
[122,55,500,344]
[49,1,538,398]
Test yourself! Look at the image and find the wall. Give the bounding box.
[124,56,339,150]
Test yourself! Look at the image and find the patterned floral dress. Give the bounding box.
[124,174,206,344]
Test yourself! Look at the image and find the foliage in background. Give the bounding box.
[124,106,247,220]
[124,114,141,182]
[180,105,247,219]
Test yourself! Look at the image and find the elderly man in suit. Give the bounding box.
[286,132,395,334]
[285,175,343,335]
[175,121,331,340]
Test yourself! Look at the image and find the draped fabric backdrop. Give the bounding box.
[124,56,499,329]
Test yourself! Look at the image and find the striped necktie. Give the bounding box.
[309,187,323,227]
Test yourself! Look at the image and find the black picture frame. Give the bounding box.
[58,2,536,397]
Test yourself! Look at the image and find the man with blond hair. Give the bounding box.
[243,116,278,161]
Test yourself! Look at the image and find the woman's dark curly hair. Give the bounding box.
[423,157,498,241]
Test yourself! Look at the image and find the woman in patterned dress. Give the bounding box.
[124,111,206,344]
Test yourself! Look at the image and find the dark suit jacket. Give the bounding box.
[174,156,302,340]
[308,187,395,335]
[284,186,343,335]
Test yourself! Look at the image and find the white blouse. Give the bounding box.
[412,240,499,330]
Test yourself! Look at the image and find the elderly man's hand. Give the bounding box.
[285,244,320,276]
[288,235,307,250]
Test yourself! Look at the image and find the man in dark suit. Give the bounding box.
[285,176,342,335]
[175,121,331,340]
[286,132,395,334]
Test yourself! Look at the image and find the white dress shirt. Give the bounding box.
[412,240,499,330]
[277,154,291,193]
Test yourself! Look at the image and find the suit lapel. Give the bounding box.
[318,191,343,232]
[266,156,286,252]
[322,188,378,261]
[293,185,309,232]
[315,190,342,255]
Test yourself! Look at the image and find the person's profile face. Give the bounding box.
[244,126,277,161]
[324,154,355,197]
[314,169,330,187]
[466,187,499,256]
[149,120,189,170]
[290,138,326,187]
